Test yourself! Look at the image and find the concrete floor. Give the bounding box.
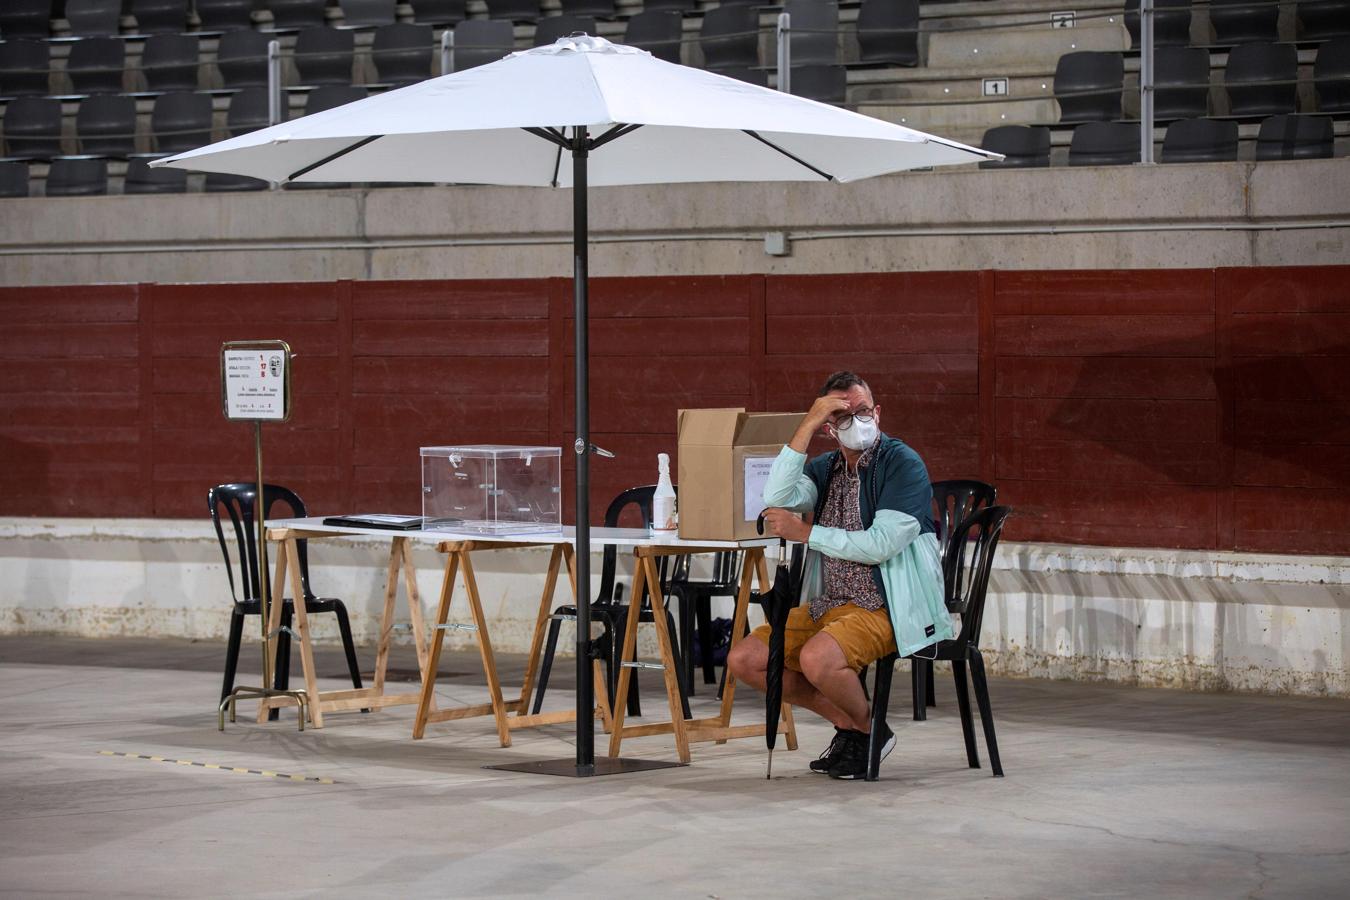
[1,636,1347,899]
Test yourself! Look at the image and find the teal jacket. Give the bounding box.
[761,434,953,658]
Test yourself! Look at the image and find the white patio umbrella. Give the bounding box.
[154,35,998,775]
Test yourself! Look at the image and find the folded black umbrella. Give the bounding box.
[756,511,801,779]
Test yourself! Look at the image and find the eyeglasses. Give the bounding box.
[833,409,875,431]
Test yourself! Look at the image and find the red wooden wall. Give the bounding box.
[2,266,1346,554]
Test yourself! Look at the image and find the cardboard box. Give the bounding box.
[677,408,803,541]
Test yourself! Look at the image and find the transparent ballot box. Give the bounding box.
[420,445,563,535]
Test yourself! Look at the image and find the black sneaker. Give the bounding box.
[828,721,895,780]
[809,727,858,774]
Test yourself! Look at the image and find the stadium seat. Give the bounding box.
[123,154,187,192]
[485,0,542,24]
[0,39,51,97]
[45,155,108,195]
[265,0,327,31]
[1298,0,1350,40]
[700,5,759,70]
[1055,50,1124,122]
[0,159,30,197]
[294,26,355,86]
[1068,121,1140,166]
[856,0,918,67]
[1159,117,1239,162]
[304,83,365,113]
[151,90,213,153]
[451,19,515,71]
[226,85,272,134]
[65,0,122,37]
[131,0,188,35]
[76,92,138,155]
[534,15,596,48]
[1153,46,1211,120]
[2,95,63,158]
[559,0,616,18]
[66,36,126,94]
[978,125,1051,168]
[216,28,272,88]
[1314,37,1350,112]
[408,0,466,26]
[624,10,683,65]
[1255,113,1334,159]
[0,1,54,40]
[1124,0,1192,49]
[643,0,697,12]
[1224,42,1298,117]
[142,33,200,92]
[790,63,846,104]
[785,0,838,67]
[1209,0,1279,45]
[339,0,397,28]
[194,0,254,32]
[371,22,433,84]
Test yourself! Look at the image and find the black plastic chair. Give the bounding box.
[45,155,108,194]
[485,0,541,24]
[560,0,615,18]
[1299,0,1350,40]
[624,9,683,65]
[790,63,846,103]
[533,14,594,48]
[978,125,1050,168]
[408,0,466,26]
[216,27,272,88]
[864,505,1011,781]
[1210,0,1279,45]
[371,22,432,84]
[1124,0,1192,49]
[1068,121,1140,166]
[131,0,188,34]
[0,38,51,97]
[1154,45,1211,120]
[151,89,213,153]
[339,0,396,28]
[856,0,918,67]
[142,32,200,91]
[667,548,743,691]
[0,1,54,40]
[700,4,759,70]
[1255,113,1334,159]
[1224,41,1298,117]
[1314,36,1350,113]
[451,19,514,71]
[66,35,126,94]
[65,0,122,37]
[194,0,254,32]
[124,153,188,191]
[226,84,271,133]
[785,0,838,67]
[76,92,138,155]
[1054,50,1123,123]
[1160,116,1239,162]
[2,95,64,159]
[294,25,355,86]
[0,159,31,197]
[266,0,327,31]
[209,483,364,717]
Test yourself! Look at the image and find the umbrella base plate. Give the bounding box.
[484,757,685,777]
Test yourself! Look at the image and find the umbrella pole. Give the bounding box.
[572,132,595,771]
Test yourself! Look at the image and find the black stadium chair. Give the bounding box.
[1124,0,1192,49]
[294,26,355,86]
[123,154,187,192]
[979,125,1051,168]
[624,10,683,64]
[226,85,272,134]
[0,160,31,197]
[339,0,397,28]
[76,92,138,155]
[266,0,328,31]
[65,35,126,94]
[131,0,188,34]
[3,95,64,158]
[141,32,200,91]
[371,22,434,84]
[0,0,54,40]
[534,15,596,48]
[216,28,272,88]
[45,155,109,195]
[1299,0,1350,40]
[485,0,541,24]
[409,0,467,26]
[1314,37,1350,113]
[1224,42,1298,117]
[785,0,838,67]
[856,0,919,67]
[194,0,254,32]
[560,0,616,17]
[1055,50,1124,122]
[304,83,365,114]
[65,0,122,37]
[1255,113,1334,159]
[451,19,514,71]
[1153,46,1211,120]
[700,5,759,70]
[790,63,846,104]
[151,89,213,153]
[1068,121,1140,166]
[1210,0,1279,45]
[1159,117,1239,162]
[643,0,696,11]
[0,39,51,97]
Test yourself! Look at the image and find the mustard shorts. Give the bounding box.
[750,603,897,673]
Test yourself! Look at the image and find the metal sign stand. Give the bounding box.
[216,340,310,731]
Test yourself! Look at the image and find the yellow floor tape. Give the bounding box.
[99,750,335,784]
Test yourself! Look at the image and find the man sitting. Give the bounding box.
[726,371,951,779]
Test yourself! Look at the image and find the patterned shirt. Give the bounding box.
[808,438,887,620]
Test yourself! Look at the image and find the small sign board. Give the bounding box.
[220,340,292,422]
[1051,11,1076,28]
[983,77,1009,97]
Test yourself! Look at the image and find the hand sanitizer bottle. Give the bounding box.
[653,452,677,531]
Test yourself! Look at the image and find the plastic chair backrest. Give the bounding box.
[208,483,313,605]
[944,505,1010,648]
[930,479,995,558]
[596,484,656,605]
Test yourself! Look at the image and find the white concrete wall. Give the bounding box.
[2,517,1345,697]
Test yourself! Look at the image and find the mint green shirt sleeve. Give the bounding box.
[761,445,817,514]
[807,508,921,565]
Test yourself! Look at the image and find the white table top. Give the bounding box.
[266,517,777,550]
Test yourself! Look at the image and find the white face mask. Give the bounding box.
[834,416,878,451]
